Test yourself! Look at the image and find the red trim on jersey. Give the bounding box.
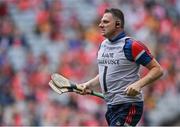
[131,40,153,60]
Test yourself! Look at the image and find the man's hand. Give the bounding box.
[125,83,141,97]
[76,83,90,95]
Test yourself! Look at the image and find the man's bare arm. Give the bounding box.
[138,59,163,87]
[83,74,100,88]
[77,75,100,94]
[125,59,164,96]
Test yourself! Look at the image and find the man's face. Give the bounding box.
[99,13,117,38]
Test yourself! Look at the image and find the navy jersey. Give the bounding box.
[97,32,153,105]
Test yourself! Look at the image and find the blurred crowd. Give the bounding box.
[0,0,180,126]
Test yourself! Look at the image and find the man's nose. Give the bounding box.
[99,23,103,28]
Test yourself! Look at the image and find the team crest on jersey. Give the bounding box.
[115,121,121,125]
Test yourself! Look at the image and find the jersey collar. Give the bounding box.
[108,31,126,43]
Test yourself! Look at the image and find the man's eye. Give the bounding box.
[103,21,109,23]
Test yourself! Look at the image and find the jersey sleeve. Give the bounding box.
[123,38,153,66]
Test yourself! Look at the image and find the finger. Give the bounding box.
[126,91,135,96]
[126,88,134,95]
[127,90,140,96]
[74,85,86,95]
[75,90,84,95]
[79,88,91,95]
[85,89,92,94]
[76,84,85,92]
[125,87,131,94]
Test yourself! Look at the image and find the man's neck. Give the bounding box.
[108,30,126,42]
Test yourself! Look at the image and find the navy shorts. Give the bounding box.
[105,101,143,126]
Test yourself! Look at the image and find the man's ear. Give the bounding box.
[115,21,121,28]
